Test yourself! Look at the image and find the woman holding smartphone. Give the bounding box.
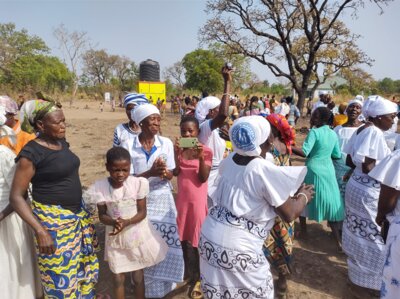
[173,116,212,298]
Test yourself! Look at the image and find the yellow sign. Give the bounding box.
[137,81,166,105]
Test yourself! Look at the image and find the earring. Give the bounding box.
[139,122,143,126]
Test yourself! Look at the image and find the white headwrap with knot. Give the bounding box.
[131,104,160,125]
[229,115,271,157]
[195,96,221,123]
[362,95,398,119]
[0,105,16,145]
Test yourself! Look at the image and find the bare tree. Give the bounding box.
[54,24,89,105]
[200,0,391,110]
[163,61,186,89]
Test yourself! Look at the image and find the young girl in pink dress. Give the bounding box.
[87,147,167,299]
[173,116,212,297]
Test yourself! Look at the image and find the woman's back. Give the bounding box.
[211,154,306,227]
[304,126,340,161]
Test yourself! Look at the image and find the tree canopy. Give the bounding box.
[200,0,392,109]
[182,49,224,93]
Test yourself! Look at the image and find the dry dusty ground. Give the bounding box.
[63,100,350,299]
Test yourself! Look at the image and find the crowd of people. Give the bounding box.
[0,66,400,299]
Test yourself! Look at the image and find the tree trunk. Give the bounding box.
[296,90,308,115]
[70,79,78,107]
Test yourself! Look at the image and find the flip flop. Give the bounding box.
[190,281,204,299]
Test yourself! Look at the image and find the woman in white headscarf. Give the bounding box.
[129,104,184,298]
[369,149,400,299]
[199,116,314,299]
[113,93,149,174]
[196,67,231,207]
[333,99,364,206]
[0,105,42,299]
[0,95,35,154]
[342,95,398,297]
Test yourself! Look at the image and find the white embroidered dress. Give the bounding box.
[342,125,391,290]
[369,149,400,298]
[199,154,306,299]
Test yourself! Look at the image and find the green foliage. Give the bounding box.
[182,49,224,93]
[0,23,49,73]
[208,43,254,91]
[5,55,72,92]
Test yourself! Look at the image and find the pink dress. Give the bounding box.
[88,176,168,274]
[176,146,212,247]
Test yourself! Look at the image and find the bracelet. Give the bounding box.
[222,93,230,97]
[297,192,308,205]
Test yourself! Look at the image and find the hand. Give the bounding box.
[35,229,56,255]
[149,158,167,177]
[196,143,204,160]
[376,214,385,227]
[222,66,233,83]
[218,127,230,141]
[342,172,351,182]
[296,184,315,204]
[174,138,182,155]
[110,217,131,236]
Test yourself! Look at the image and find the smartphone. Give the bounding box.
[179,137,198,148]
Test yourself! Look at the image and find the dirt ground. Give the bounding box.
[63,100,349,299]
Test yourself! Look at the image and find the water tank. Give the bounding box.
[139,59,160,82]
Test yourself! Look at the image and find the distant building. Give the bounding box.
[306,76,348,99]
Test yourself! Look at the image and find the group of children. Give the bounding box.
[86,116,210,299]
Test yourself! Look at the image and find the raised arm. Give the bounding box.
[210,67,232,130]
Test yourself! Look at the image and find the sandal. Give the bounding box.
[190,281,204,299]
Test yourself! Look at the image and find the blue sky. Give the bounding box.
[1,0,399,83]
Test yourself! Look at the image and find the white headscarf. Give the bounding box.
[362,95,398,119]
[229,115,271,157]
[131,104,160,125]
[348,99,363,108]
[355,95,364,102]
[0,105,16,145]
[195,96,221,123]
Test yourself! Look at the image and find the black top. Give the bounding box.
[16,139,82,212]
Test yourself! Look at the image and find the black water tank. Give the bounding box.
[139,59,160,81]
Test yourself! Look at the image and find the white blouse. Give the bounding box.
[210,154,306,229]
[198,120,226,167]
[334,125,360,161]
[113,123,140,174]
[369,149,400,219]
[130,134,175,190]
[343,125,391,170]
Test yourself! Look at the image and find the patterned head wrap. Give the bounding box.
[0,105,16,145]
[195,96,221,123]
[229,115,271,157]
[266,113,296,154]
[123,93,149,108]
[0,95,18,115]
[131,104,160,125]
[362,95,398,119]
[19,99,61,133]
